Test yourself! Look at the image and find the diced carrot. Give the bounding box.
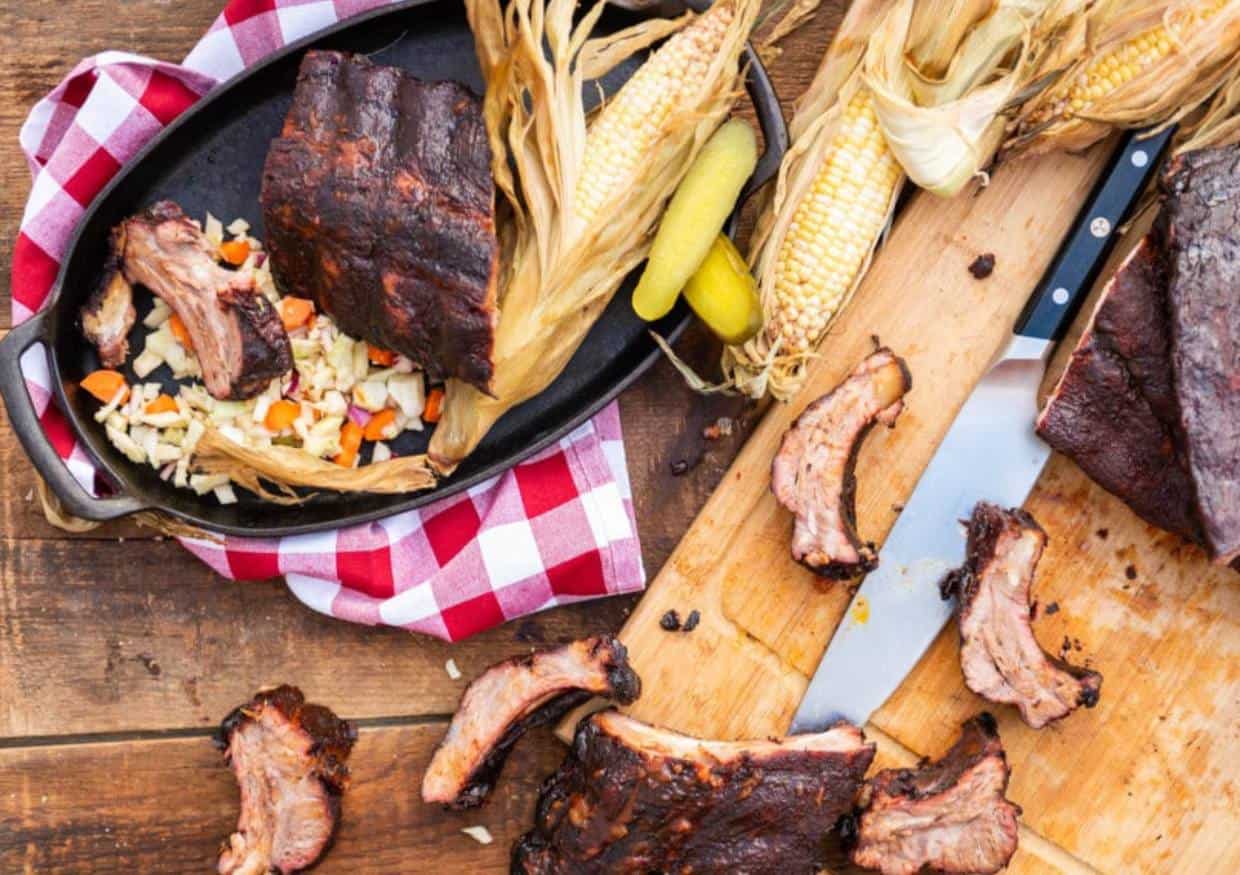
[366,344,396,366]
[333,420,364,467]
[363,408,397,441]
[264,399,301,432]
[278,297,315,331]
[424,387,444,423]
[218,239,251,266]
[144,394,178,415]
[81,369,129,404]
[169,313,193,350]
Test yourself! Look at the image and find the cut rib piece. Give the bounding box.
[1036,238,1203,543]
[1158,144,1240,565]
[216,685,356,875]
[849,713,1020,875]
[771,347,911,580]
[80,228,136,368]
[422,636,640,810]
[119,201,292,400]
[261,51,498,392]
[942,503,1102,729]
[514,711,875,874]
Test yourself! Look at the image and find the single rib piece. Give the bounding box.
[1159,143,1240,564]
[422,636,640,810]
[261,51,498,392]
[849,713,1020,875]
[216,685,356,875]
[942,503,1102,729]
[514,711,875,874]
[1037,238,1203,543]
[80,229,136,368]
[119,201,291,400]
[771,347,911,580]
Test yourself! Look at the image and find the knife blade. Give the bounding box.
[789,127,1175,734]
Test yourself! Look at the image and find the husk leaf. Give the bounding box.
[1175,58,1240,153]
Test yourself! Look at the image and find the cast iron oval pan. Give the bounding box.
[0,0,787,537]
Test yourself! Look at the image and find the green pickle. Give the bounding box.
[683,234,762,344]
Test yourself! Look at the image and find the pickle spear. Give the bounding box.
[683,234,762,344]
[632,118,758,321]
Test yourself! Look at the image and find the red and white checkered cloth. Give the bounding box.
[10,0,646,641]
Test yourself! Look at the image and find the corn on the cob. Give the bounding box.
[768,89,902,357]
[573,3,735,230]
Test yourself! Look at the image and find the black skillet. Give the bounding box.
[0,0,787,537]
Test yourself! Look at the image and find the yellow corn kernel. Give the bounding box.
[769,88,902,356]
[573,2,735,229]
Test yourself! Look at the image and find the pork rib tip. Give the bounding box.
[216,685,356,875]
[942,503,1102,729]
[514,710,876,874]
[772,347,911,580]
[849,713,1020,875]
[422,635,640,810]
[80,227,136,368]
[117,201,292,400]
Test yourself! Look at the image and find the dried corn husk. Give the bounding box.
[1175,61,1240,153]
[1006,0,1240,156]
[429,0,758,472]
[193,428,436,504]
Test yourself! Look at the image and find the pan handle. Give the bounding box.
[740,43,788,203]
[0,311,149,522]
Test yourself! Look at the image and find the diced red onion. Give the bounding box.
[254,252,267,267]
[348,405,372,427]
[285,370,300,396]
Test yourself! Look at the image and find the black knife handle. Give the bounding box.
[1014,127,1175,342]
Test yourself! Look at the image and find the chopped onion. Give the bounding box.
[347,405,372,427]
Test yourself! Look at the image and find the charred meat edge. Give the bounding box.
[942,503,1102,729]
[216,685,356,875]
[421,635,640,810]
[772,347,912,580]
[848,713,1020,875]
[514,710,876,874]
[80,225,137,369]
[118,201,292,400]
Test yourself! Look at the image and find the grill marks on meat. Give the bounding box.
[514,711,875,874]
[261,51,498,392]
[943,503,1102,729]
[1158,145,1240,564]
[772,348,911,580]
[216,685,356,875]
[422,636,640,810]
[849,713,1020,875]
[118,201,292,399]
[80,229,136,368]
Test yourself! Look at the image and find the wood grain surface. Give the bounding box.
[0,2,839,872]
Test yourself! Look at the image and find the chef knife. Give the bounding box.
[789,127,1176,734]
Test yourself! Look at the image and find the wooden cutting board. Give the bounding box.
[563,142,1239,873]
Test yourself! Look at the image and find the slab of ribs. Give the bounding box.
[1039,142,1240,567]
[943,502,1102,729]
[771,347,912,580]
[261,51,499,393]
[216,685,356,875]
[422,636,641,810]
[514,710,875,874]
[82,201,292,400]
[848,713,1020,875]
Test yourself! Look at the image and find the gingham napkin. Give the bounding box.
[10,0,646,641]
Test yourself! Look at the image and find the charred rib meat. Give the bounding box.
[422,635,640,810]
[514,711,875,874]
[943,503,1102,729]
[772,347,911,579]
[216,685,356,875]
[80,230,136,368]
[261,51,499,392]
[118,201,291,399]
[849,713,1020,875]
[1158,144,1240,565]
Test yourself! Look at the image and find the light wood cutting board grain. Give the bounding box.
[563,142,1240,873]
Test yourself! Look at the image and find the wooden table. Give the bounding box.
[0,3,843,870]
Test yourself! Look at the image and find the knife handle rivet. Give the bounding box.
[1131,149,1149,168]
[1090,217,1112,238]
[1052,287,1070,305]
